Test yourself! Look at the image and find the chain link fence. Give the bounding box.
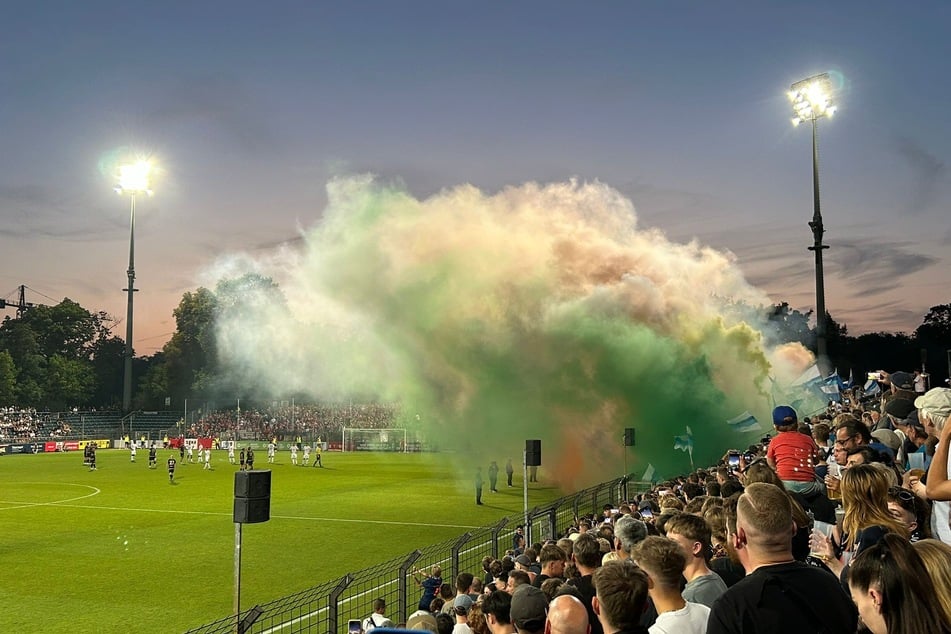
[185,476,640,634]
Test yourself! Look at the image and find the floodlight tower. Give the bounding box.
[115,160,153,413]
[789,73,836,374]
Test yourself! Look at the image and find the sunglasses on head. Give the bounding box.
[888,487,915,504]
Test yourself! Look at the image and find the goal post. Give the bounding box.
[342,428,408,453]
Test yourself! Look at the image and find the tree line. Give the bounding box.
[1,276,949,411]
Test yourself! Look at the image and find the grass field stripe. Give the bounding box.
[23,501,481,528]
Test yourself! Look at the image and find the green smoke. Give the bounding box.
[216,176,785,487]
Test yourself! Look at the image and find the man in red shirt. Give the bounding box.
[766,405,823,495]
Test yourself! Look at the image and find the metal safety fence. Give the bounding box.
[185,476,642,634]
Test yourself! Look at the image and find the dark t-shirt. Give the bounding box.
[706,561,857,634]
[839,525,889,591]
[567,575,602,634]
[710,556,746,588]
[418,575,441,611]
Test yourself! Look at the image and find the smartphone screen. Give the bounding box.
[348,620,362,634]
[640,508,653,519]
[728,454,740,467]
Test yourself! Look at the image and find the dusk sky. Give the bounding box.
[2,2,948,355]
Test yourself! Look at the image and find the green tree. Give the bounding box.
[91,335,126,407]
[135,353,169,410]
[45,354,94,409]
[916,304,951,343]
[0,350,17,403]
[162,288,218,404]
[18,299,98,360]
[0,317,46,404]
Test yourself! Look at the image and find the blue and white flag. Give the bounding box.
[642,463,656,483]
[845,370,854,390]
[674,426,694,452]
[792,364,821,386]
[726,411,762,433]
[820,373,842,402]
[864,379,882,397]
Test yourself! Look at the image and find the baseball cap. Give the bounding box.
[510,585,548,631]
[915,388,951,419]
[772,405,797,426]
[871,429,902,452]
[884,398,915,420]
[890,371,915,391]
[515,554,533,567]
[406,611,438,633]
[452,594,474,614]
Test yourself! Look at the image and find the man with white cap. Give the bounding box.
[920,388,951,544]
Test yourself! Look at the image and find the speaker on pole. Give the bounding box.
[234,470,271,524]
[525,439,541,466]
[623,428,636,447]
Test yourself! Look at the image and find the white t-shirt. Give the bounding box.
[932,447,951,545]
[648,601,710,634]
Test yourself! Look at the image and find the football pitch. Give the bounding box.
[0,449,563,633]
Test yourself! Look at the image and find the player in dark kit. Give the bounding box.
[148,446,157,468]
[167,456,177,482]
[246,447,255,470]
[239,448,246,471]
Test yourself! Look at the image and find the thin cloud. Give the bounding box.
[893,136,947,214]
[832,239,936,297]
[147,74,279,152]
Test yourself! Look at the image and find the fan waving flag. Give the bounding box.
[726,411,761,433]
[674,426,694,452]
[673,426,694,469]
[642,463,656,483]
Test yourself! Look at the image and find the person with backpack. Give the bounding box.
[362,598,393,631]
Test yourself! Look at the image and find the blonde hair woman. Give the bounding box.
[912,539,951,627]
[811,464,906,581]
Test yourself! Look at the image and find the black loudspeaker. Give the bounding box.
[623,428,636,447]
[525,439,541,467]
[234,470,271,524]
[233,498,270,524]
[235,470,271,498]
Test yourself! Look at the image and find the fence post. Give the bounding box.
[450,533,473,580]
[490,517,510,559]
[399,550,423,622]
[328,573,354,634]
[546,508,557,540]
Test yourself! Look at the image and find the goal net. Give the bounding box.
[342,428,409,452]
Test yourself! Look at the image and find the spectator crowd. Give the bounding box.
[362,370,951,634]
[0,407,48,441]
[189,402,400,440]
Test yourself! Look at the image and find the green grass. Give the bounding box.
[0,449,562,633]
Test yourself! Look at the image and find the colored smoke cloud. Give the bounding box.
[213,176,805,486]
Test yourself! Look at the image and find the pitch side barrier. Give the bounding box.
[0,439,112,455]
[184,476,646,634]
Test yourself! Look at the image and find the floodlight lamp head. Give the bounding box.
[116,159,153,194]
[788,72,836,123]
